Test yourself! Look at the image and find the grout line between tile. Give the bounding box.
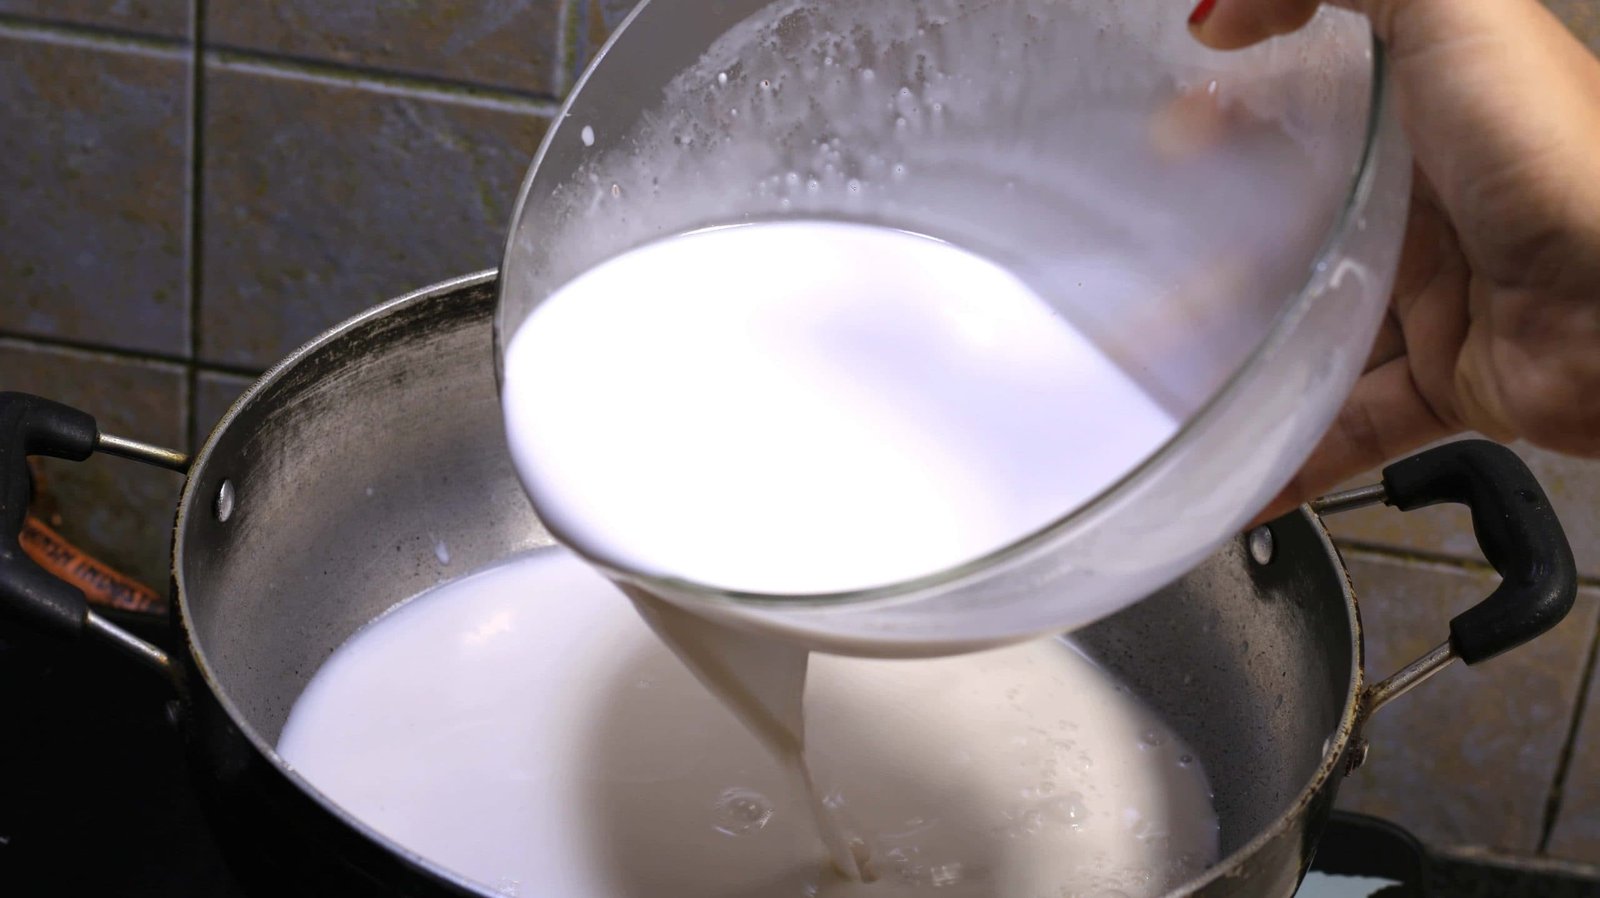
[0,331,259,378]
[0,13,566,107]
[204,48,562,115]
[1436,843,1600,880]
[1538,608,1600,855]
[192,365,261,383]
[1335,540,1494,576]
[185,0,206,454]
[1335,539,1600,590]
[0,13,188,58]
[0,334,187,375]
[553,0,576,97]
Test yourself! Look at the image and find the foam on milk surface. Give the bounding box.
[501,220,1177,596]
[278,549,1220,897]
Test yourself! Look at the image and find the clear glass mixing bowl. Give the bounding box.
[496,0,1411,656]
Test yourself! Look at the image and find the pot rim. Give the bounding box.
[1168,512,1366,897]
[171,271,1368,897]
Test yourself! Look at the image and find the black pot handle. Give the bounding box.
[1382,440,1577,664]
[0,391,186,676]
[1310,439,1578,716]
[1,392,97,635]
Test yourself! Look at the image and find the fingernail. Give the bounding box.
[1188,0,1218,28]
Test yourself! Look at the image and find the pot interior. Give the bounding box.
[175,274,1357,877]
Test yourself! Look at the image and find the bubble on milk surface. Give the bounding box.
[1041,791,1092,831]
[881,846,969,889]
[713,786,776,836]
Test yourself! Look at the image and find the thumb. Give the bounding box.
[1188,0,1366,50]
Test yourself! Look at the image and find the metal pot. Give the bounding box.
[0,273,1577,897]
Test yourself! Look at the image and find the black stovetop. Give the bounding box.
[2,613,1596,897]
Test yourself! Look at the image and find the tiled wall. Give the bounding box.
[1,0,1598,875]
[0,2,568,589]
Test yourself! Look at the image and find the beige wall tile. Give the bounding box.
[191,369,255,451]
[0,34,190,355]
[1547,647,1600,863]
[206,0,561,94]
[198,63,548,368]
[0,1,189,38]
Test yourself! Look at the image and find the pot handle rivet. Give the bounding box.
[0,392,183,682]
[1344,738,1370,774]
[216,480,235,523]
[1247,526,1274,565]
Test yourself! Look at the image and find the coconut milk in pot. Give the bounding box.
[278,548,1219,897]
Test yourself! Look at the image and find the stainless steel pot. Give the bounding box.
[0,273,1577,897]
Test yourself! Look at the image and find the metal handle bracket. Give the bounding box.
[1,392,185,683]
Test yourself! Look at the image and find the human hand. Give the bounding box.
[1189,0,1600,520]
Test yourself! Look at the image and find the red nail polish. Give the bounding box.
[1188,0,1217,27]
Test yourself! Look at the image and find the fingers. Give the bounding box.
[1365,307,1404,373]
[1187,0,1326,51]
[1386,194,1472,425]
[1187,0,1430,50]
[1457,299,1600,456]
[1250,356,1459,524]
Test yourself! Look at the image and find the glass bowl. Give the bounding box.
[496,0,1411,656]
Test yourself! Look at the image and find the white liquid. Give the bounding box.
[500,220,1178,596]
[278,549,1220,898]
[500,220,1185,879]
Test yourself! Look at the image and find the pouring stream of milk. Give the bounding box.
[624,587,872,880]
